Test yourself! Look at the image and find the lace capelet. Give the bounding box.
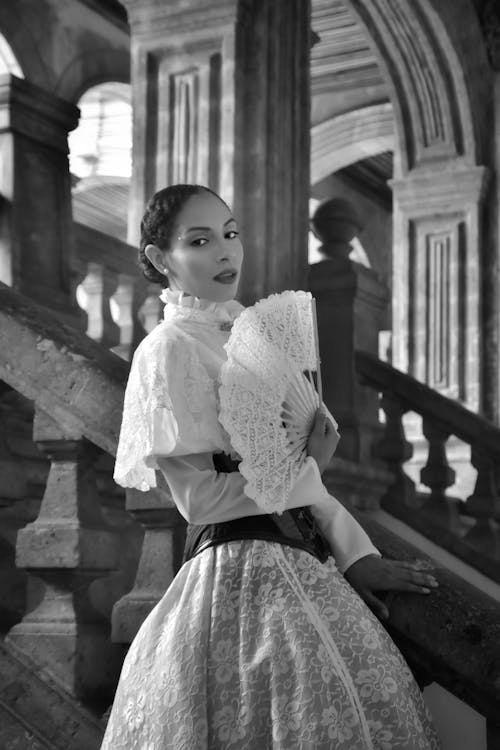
[114,293,243,491]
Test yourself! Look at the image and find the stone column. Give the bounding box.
[111,485,186,644]
[391,168,489,414]
[6,409,121,701]
[123,0,311,304]
[391,169,489,498]
[482,0,500,427]
[0,74,82,321]
[309,198,389,464]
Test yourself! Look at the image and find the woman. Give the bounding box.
[102,184,441,749]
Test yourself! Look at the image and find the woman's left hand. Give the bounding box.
[343,554,439,620]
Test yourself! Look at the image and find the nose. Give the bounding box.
[216,237,238,263]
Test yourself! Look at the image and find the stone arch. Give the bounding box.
[0,4,130,103]
[0,7,49,86]
[311,103,395,185]
[69,81,132,241]
[343,0,490,176]
[54,49,130,104]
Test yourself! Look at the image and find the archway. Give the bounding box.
[69,82,132,241]
[338,0,491,419]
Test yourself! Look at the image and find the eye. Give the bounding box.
[191,237,209,247]
[226,230,239,239]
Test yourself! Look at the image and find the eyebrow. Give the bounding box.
[185,218,236,232]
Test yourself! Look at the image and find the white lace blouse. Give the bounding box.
[114,289,379,573]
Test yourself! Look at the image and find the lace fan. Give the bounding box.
[219,290,324,513]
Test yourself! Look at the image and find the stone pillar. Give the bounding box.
[6,409,120,701]
[123,0,311,304]
[111,485,186,644]
[391,169,489,498]
[482,0,500,427]
[309,198,389,464]
[0,74,82,320]
[391,168,489,414]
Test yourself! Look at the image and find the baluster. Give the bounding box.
[138,285,163,334]
[109,273,135,360]
[111,484,186,644]
[419,419,461,532]
[373,392,416,509]
[77,262,121,349]
[462,450,500,557]
[6,409,121,701]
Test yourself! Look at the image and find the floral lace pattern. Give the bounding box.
[219,291,322,513]
[114,325,232,491]
[101,541,441,750]
[113,291,244,492]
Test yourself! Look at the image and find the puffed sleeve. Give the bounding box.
[113,326,230,491]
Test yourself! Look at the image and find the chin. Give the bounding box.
[209,282,239,302]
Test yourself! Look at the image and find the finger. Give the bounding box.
[393,570,439,588]
[362,591,390,620]
[324,418,336,435]
[384,562,439,587]
[391,560,436,574]
[383,581,433,594]
[365,574,437,593]
[312,409,327,433]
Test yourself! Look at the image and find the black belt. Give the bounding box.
[182,453,332,565]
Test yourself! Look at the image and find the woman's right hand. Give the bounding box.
[306,408,338,474]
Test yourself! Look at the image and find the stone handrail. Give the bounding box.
[355,350,500,455]
[360,515,500,744]
[0,283,499,741]
[0,281,183,710]
[74,223,143,279]
[0,281,127,454]
[355,349,500,583]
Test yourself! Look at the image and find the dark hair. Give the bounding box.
[138,184,227,286]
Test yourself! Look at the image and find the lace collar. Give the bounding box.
[160,288,243,330]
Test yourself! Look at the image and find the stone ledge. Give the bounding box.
[0,282,128,456]
[0,637,103,750]
[358,513,500,724]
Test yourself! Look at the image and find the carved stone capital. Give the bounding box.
[122,0,237,37]
[0,74,79,152]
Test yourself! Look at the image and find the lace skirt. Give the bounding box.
[101,540,441,750]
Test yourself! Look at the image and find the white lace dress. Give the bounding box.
[102,291,441,750]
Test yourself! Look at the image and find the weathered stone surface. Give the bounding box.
[0,637,103,749]
[124,0,311,304]
[112,490,186,643]
[358,514,500,721]
[309,255,389,466]
[0,281,128,456]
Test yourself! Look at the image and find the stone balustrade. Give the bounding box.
[355,349,500,583]
[1,281,500,744]
[0,281,183,709]
[73,223,162,360]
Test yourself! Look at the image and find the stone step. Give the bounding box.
[0,636,104,750]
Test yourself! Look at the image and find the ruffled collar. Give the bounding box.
[160,288,243,330]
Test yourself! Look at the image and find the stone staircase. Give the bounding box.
[0,280,500,748]
[0,638,104,750]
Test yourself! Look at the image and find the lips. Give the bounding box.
[213,268,238,284]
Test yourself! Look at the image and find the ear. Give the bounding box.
[145,244,169,275]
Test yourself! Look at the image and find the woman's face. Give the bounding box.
[147,191,244,302]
